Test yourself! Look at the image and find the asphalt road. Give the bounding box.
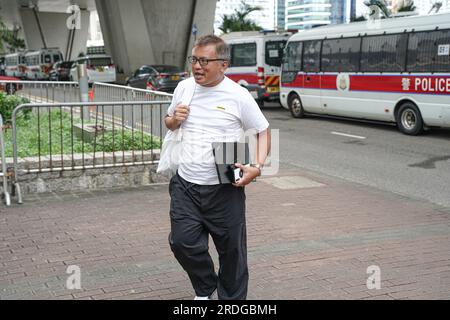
[262,102,450,210]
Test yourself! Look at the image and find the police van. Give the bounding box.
[5,52,26,79]
[221,31,291,107]
[24,48,63,80]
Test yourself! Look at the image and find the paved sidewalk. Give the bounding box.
[1,168,450,300]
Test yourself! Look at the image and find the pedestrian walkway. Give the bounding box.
[1,168,450,300]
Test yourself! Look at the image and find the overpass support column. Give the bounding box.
[95,0,216,78]
[19,8,90,60]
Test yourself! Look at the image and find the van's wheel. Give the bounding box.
[288,93,304,118]
[396,102,423,135]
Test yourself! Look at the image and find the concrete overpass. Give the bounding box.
[1,0,217,75]
[1,0,93,60]
[96,0,216,75]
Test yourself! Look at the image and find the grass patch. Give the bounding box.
[2,109,161,158]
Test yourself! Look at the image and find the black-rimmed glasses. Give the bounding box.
[187,56,227,66]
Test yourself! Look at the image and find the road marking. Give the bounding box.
[281,203,296,207]
[261,176,325,190]
[331,131,366,140]
[18,93,58,104]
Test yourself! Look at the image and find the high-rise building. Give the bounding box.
[285,0,332,30]
[350,0,357,20]
[285,0,354,31]
[275,0,286,30]
[330,0,353,24]
[214,0,276,34]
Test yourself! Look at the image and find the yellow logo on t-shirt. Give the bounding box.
[216,106,226,111]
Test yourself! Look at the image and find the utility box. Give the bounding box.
[72,124,111,143]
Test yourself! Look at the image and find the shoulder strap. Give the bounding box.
[180,78,197,105]
[179,79,197,130]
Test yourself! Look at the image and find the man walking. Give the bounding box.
[165,35,271,300]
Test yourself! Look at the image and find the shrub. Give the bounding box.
[0,92,31,124]
[92,130,161,153]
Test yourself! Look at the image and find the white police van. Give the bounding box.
[221,31,291,107]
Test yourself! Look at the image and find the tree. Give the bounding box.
[0,18,25,53]
[219,0,263,34]
[364,0,391,18]
[398,0,416,12]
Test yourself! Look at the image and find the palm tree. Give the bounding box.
[351,15,367,22]
[364,0,391,18]
[0,20,7,53]
[398,0,416,12]
[219,0,263,34]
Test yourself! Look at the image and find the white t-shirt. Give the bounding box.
[167,76,269,185]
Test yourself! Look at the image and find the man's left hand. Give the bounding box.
[232,163,260,187]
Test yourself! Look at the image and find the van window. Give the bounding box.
[361,34,407,72]
[282,41,302,83]
[27,55,38,66]
[265,40,286,66]
[322,37,361,72]
[89,57,113,67]
[302,40,321,72]
[230,43,257,67]
[407,30,450,72]
[283,41,302,71]
[53,54,62,63]
[44,54,52,64]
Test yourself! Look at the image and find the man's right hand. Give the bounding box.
[173,104,190,124]
[165,104,190,131]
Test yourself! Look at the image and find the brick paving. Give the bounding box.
[1,168,450,300]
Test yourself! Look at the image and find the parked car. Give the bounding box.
[49,60,74,81]
[0,75,22,95]
[70,54,116,84]
[126,65,188,92]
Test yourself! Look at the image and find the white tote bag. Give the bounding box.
[157,80,196,176]
[157,128,183,176]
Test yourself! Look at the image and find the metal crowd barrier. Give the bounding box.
[89,82,172,138]
[0,80,174,105]
[91,82,173,103]
[11,101,170,181]
[1,80,175,204]
[0,113,10,205]
[0,113,22,206]
[0,80,80,103]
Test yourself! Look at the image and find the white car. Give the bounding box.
[70,54,116,84]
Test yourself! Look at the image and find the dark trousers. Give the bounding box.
[168,173,248,300]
